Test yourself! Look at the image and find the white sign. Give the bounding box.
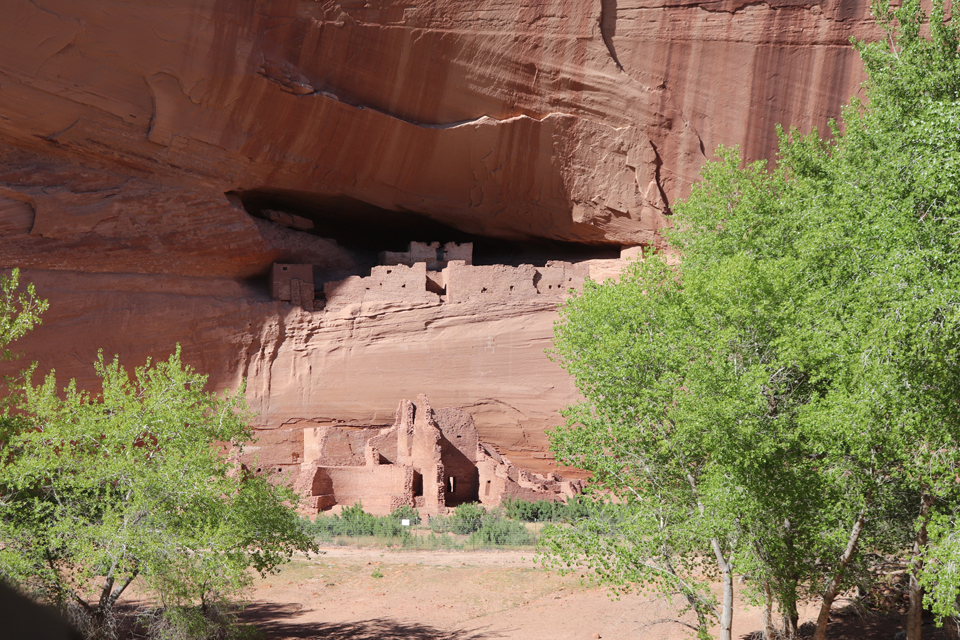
[401,519,411,527]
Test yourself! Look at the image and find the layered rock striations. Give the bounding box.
[1,0,875,248]
[0,0,879,474]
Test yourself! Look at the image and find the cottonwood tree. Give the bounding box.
[0,348,316,638]
[542,257,738,640]
[814,2,960,637]
[755,2,960,637]
[546,2,960,639]
[545,155,854,640]
[0,268,47,407]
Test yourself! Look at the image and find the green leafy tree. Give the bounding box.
[835,3,960,636]
[0,268,48,419]
[545,214,847,639]
[545,256,749,640]
[547,2,960,639]
[0,348,316,638]
[0,268,47,363]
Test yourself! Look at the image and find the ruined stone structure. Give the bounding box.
[0,0,880,483]
[271,263,316,311]
[380,241,473,270]
[273,244,645,312]
[322,262,441,309]
[294,394,583,515]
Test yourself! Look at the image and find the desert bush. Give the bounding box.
[468,510,533,547]
[389,504,421,526]
[140,601,263,640]
[303,503,414,540]
[0,348,315,639]
[429,503,485,534]
[504,496,597,523]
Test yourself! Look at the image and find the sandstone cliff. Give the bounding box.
[0,0,879,472]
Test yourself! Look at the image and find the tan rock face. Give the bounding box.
[4,269,582,474]
[0,0,875,248]
[0,0,877,474]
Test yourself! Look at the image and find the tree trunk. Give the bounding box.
[906,493,933,640]
[762,582,777,640]
[813,498,871,640]
[781,582,800,640]
[711,538,734,640]
[782,611,800,640]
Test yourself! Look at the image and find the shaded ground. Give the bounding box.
[239,547,954,640]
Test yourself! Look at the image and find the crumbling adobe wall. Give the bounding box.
[380,241,474,270]
[294,394,582,515]
[240,427,304,478]
[434,407,480,506]
[303,426,374,467]
[323,262,440,309]
[271,263,316,311]
[476,442,584,507]
[442,242,473,264]
[535,261,588,295]
[296,463,413,514]
[444,263,538,303]
[274,244,643,313]
[411,394,446,512]
[367,426,400,464]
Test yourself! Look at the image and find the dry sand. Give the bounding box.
[238,545,941,640]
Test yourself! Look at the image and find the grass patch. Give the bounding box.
[302,502,540,550]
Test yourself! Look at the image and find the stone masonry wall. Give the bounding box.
[323,262,439,309]
[275,245,642,311]
[295,395,582,515]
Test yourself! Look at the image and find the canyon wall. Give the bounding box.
[0,0,879,473]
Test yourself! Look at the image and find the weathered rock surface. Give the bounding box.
[0,0,879,475]
[0,0,876,248]
[7,269,584,474]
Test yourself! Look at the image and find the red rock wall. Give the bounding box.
[0,0,875,248]
[0,0,879,474]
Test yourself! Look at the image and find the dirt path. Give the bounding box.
[239,545,940,640]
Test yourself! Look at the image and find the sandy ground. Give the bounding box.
[237,545,947,640]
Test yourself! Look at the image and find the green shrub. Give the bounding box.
[389,505,421,526]
[468,510,534,547]
[302,503,415,540]
[140,602,264,640]
[401,532,461,550]
[503,496,598,523]
[430,503,485,534]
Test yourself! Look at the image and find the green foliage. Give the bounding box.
[503,496,597,523]
[547,1,960,636]
[389,504,421,526]
[303,502,535,549]
[0,268,47,364]
[402,532,461,550]
[303,502,412,539]
[429,503,486,534]
[432,504,534,546]
[0,348,316,634]
[139,601,264,640]
[0,268,47,425]
[467,511,533,547]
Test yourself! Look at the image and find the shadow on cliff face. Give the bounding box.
[241,603,502,639]
[231,187,620,268]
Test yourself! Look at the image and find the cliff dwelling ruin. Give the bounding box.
[0,0,877,507]
[293,394,583,515]
[271,241,644,312]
